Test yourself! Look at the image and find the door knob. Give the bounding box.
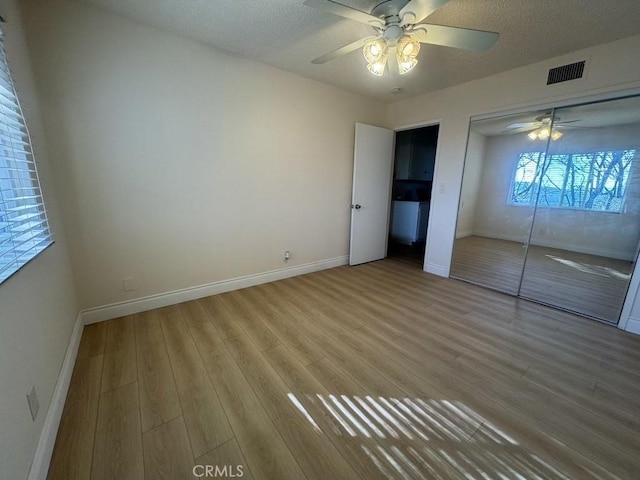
[352,204,362,210]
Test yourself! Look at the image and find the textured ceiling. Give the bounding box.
[79,0,640,102]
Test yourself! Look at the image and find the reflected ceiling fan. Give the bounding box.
[303,0,499,76]
[503,113,582,140]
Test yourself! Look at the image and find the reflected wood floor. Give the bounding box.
[451,236,527,295]
[48,259,640,480]
[451,235,634,322]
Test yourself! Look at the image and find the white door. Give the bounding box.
[349,123,395,265]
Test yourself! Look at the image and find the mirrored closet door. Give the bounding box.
[451,95,640,324]
[451,110,546,295]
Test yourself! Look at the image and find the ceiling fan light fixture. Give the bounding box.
[304,0,500,79]
[528,127,563,141]
[397,35,420,58]
[363,37,388,64]
[398,56,418,74]
[367,57,388,76]
[551,129,563,141]
[395,34,420,75]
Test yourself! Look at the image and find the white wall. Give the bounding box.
[0,1,79,479]
[21,0,386,311]
[456,130,485,238]
[387,34,640,279]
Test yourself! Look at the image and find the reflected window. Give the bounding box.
[510,149,636,212]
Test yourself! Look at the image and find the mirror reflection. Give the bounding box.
[451,96,640,324]
[450,110,548,295]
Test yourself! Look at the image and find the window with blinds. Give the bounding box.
[509,150,636,213]
[0,26,52,284]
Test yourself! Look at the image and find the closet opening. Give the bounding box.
[387,124,439,268]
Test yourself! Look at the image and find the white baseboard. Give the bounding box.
[455,229,473,239]
[624,317,640,335]
[28,313,84,480]
[471,231,527,244]
[425,262,448,277]
[472,231,634,261]
[82,256,349,324]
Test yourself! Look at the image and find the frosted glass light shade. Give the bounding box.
[397,35,420,58]
[363,38,388,64]
[398,57,418,74]
[528,127,563,141]
[367,58,387,76]
[396,35,420,74]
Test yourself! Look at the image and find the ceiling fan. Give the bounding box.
[503,113,582,140]
[303,0,499,76]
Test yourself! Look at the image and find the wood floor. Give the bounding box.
[47,258,640,480]
[387,239,425,268]
[451,235,634,322]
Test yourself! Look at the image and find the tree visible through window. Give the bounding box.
[510,150,636,213]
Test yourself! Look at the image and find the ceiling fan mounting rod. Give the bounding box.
[371,0,409,19]
[370,0,411,41]
[382,19,404,42]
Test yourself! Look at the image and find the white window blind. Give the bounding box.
[0,25,52,284]
[509,150,636,213]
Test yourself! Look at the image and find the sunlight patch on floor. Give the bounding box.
[288,393,574,479]
[546,254,631,280]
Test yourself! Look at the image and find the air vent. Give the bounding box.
[547,61,586,85]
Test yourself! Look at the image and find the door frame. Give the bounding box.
[392,120,443,272]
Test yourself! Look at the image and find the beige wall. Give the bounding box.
[22,0,386,310]
[387,34,640,278]
[456,130,485,238]
[0,1,79,479]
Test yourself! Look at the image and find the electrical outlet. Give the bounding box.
[27,385,39,421]
[439,183,446,194]
[284,250,290,261]
[123,277,135,291]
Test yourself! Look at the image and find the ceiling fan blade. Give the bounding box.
[311,37,371,64]
[303,0,384,28]
[556,119,581,125]
[412,24,499,51]
[504,122,541,130]
[400,0,449,25]
[501,126,537,135]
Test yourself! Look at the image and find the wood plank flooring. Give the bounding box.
[47,258,640,480]
[450,235,633,322]
[451,236,527,295]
